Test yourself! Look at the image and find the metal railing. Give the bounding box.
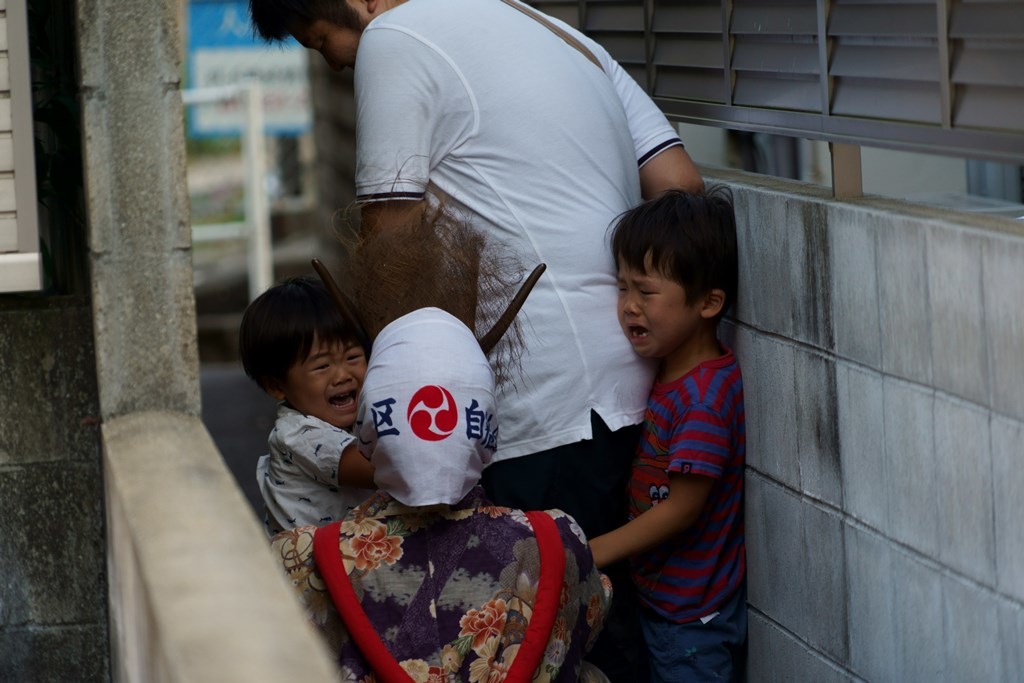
[182,81,273,301]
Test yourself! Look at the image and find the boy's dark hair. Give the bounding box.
[239,275,362,391]
[611,185,738,320]
[248,0,360,42]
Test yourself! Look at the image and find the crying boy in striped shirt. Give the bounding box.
[590,187,747,682]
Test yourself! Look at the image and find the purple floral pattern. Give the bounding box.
[271,487,611,682]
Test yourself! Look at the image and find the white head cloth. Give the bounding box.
[356,308,497,506]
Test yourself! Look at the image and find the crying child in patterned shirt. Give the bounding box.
[589,187,747,682]
[239,276,376,537]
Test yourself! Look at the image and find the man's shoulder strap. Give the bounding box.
[498,0,604,72]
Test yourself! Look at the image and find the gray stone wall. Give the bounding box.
[712,169,1024,681]
[2,0,206,678]
[0,297,109,681]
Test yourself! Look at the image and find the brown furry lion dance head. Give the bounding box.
[312,201,545,386]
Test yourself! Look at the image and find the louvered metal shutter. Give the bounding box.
[0,0,42,292]
[529,0,1024,163]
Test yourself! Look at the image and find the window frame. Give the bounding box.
[529,0,1024,165]
[0,0,42,293]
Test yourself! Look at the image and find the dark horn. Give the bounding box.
[311,258,373,353]
[478,263,546,355]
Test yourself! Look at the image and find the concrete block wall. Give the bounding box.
[0,298,109,680]
[712,169,1024,681]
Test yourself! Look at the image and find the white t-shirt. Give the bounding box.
[256,403,374,536]
[354,0,682,461]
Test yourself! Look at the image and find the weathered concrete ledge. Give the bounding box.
[102,410,336,682]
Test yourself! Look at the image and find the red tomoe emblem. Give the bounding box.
[407,385,458,441]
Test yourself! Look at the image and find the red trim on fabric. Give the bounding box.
[312,511,566,683]
[507,511,566,682]
[313,522,415,683]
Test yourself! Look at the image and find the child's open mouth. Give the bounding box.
[628,325,649,339]
[329,391,356,408]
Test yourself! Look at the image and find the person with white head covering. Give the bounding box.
[269,210,612,682]
[356,307,496,507]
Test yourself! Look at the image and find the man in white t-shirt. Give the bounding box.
[249,0,703,677]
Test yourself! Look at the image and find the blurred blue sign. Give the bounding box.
[187,0,311,137]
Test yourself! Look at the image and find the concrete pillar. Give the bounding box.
[77,0,200,419]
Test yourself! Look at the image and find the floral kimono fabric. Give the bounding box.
[315,509,564,682]
[271,487,613,682]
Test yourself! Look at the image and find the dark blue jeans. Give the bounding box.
[640,582,748,683]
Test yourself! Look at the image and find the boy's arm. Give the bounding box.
[337,442,376,489]
[589,472,713,569]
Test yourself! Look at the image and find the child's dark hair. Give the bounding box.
[248,0,361,42]
[611,185,738,320]
[239,275,362,391]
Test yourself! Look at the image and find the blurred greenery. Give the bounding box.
[190,182,245,225]
[186,135,242,158]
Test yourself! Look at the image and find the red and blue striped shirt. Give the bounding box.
[628,348,746,623]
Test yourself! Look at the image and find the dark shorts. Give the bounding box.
[480,411,639,539]
[640,582,748,683]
